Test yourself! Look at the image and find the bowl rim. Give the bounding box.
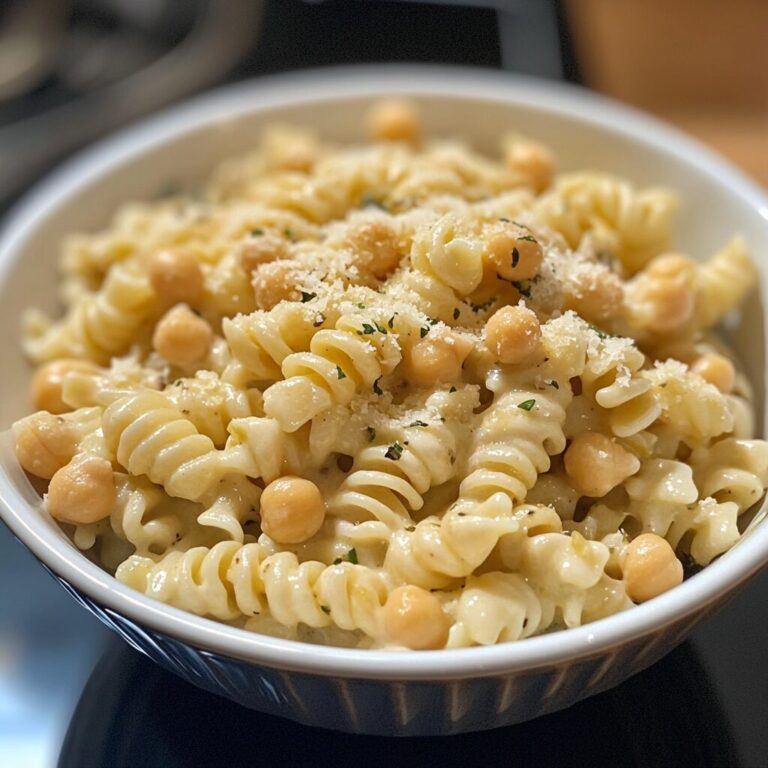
[2,63,767,680]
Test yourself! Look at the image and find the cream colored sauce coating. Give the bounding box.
[13,100,766,650]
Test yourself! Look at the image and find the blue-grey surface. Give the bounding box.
[2,514,768,765]
[0,525,110,768]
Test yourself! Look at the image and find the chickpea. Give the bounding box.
[238,232,289,273]
[30,359,99,414]
[264,128,317,173]
[152,304,213,366]
[260,476,326,544]
[622,533,683,603]
[274,144,315,173]
[486,224,544,282]
[345,220,403,279]
[366,99,422,144]
[504,138,555,193]
[252,261,301,310]
[382,585,450,650]
[647,253,694,280]
[631,254,696,332]
[14,414,77,479]
[47,454,116,525]
[148,250,204,308]
[406,332,474,386]
[485,305,542,365]
[564,432,640,497]
[691,353,735,394]
[565,270,624,323]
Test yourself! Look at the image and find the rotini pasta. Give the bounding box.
[535,172,678,274]
[12,101,766,650]
[693,236,757,330]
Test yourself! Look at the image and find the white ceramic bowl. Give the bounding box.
[1,66,766,736]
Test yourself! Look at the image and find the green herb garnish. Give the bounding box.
[372,377,383,395]
[334,548,360,565]
[385,442,404,461]
[374,322,388,334]
[518,234,537,243]
[511,247,520,268]
[547,380,559,389]
[387,315,396,329]
[419,326,429,338]
[251,227,264,236]
[300,291,316,303]
[453,307,460,320]
[409,420,428,427]
[517,399,536,411]
[361,323,376,335]
[320,605,331,614]
[336,366,346,380]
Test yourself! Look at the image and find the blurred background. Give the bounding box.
[1,1,766,766]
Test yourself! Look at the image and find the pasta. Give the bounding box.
[11,100,766,650]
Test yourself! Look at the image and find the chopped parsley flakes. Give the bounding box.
[333,548,359,565]
[517,399,536,411]
[384,441,404,460]
[300,291,316,303]
[357,321,388,335]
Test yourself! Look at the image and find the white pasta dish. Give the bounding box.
[11,98,768,651]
